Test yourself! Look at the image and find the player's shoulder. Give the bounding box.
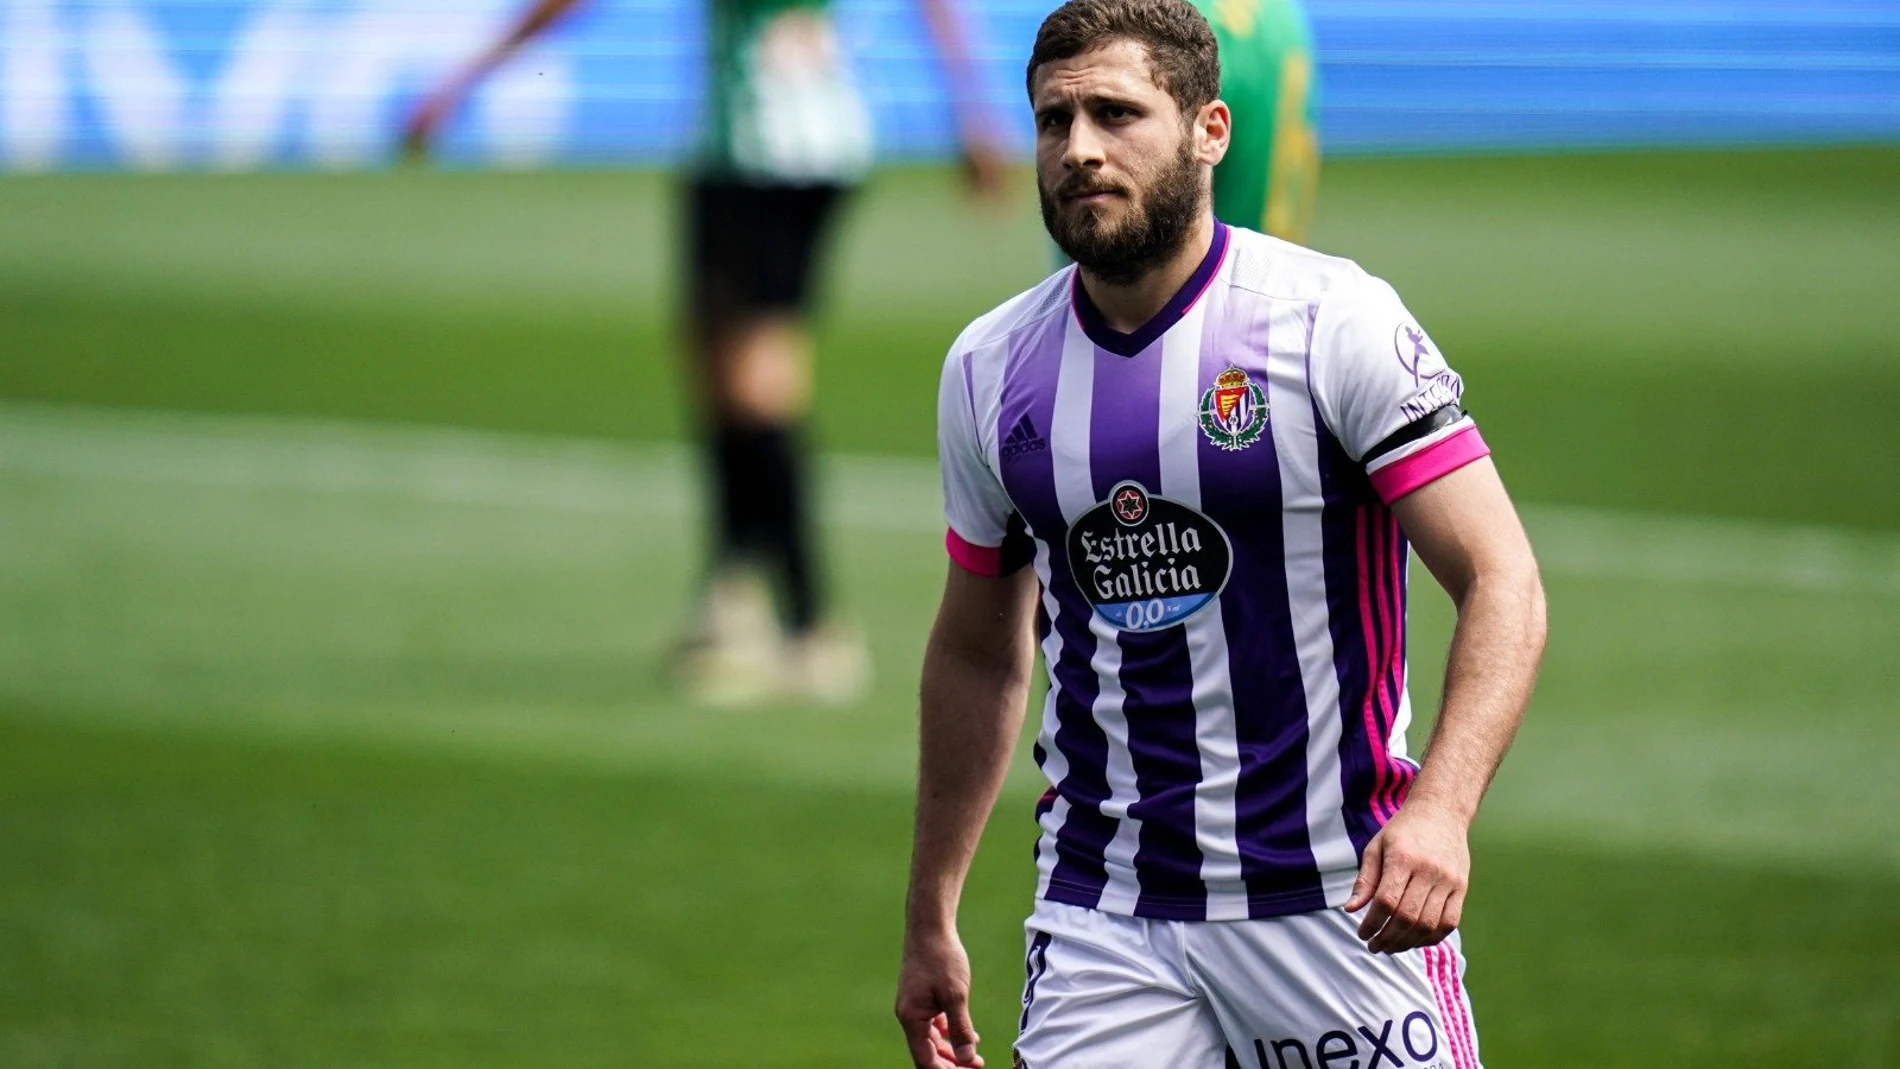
[947,267,1074,363]
[1220,225,1384,307]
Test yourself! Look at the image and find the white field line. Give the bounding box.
[2,400,1897,596]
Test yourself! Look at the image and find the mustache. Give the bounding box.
[1052,176,1129,200]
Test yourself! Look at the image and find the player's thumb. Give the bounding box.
[948,1002,982,1066]
[1344,834,1384,912]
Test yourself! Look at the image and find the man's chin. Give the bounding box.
[1056,211,1131,248]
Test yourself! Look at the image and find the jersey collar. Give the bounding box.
[1070,220,1229,358]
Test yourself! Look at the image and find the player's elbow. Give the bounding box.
[1500,548,1550,664]
[1525,564,1549,658]
[1459,549,1546,654]
[925,616,1033,688]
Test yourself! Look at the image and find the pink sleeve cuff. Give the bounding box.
[1368,426,1490,503]
[945,527,1003,576]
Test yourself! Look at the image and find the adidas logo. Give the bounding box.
[1000,414,1048,459]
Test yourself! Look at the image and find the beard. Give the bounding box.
[1039,138,1205,287]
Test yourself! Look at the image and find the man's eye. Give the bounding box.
[1038,113,1068,131]
[1101,105,1133,121]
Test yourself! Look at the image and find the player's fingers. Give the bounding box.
[1360,842,1420,945]
[1441,887,1466,935]
[1357,843,1414,941]
[898,1012,947,1069]
[1402,881,1456,952]
[928,1015,960,1062]
[1344,834,1385,913]
[1395,868,1439,944]
[1369,872,1433,954]
[947,1002,984,1067]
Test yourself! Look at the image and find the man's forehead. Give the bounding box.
[1031,40,1165,105]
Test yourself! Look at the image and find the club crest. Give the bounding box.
[1198,366,1268,451]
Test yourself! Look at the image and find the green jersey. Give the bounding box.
[1193,0,1321,241]
[699,0,873,183]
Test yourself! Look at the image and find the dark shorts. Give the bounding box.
[686,177,851,316]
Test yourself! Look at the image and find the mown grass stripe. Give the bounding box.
[3,400,1895,595]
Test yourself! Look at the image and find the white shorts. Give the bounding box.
[1014,900,1481,1069]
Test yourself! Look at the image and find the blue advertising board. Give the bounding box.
[1,0,1896,170]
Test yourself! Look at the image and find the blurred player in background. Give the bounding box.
[405,0,1007,707]
[1193,0,1318,242]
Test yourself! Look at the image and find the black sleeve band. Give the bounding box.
[998,511,1036,576]
[1363,405,1467,465]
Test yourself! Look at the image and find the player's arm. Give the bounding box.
[1309,273,1546,953]
[915,0,1009,197]
[897,562,1039,1069]
[1345,457,1547,953]
[402,0,589,159]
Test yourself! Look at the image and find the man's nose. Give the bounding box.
[1064,116,1106,171]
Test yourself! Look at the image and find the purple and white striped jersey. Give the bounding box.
[938,223,1490,922]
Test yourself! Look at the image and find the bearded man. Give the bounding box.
[894,2,1547,1067]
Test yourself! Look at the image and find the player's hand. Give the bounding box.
[1344,800,1471,955]
[895,928,984,1069]
[401,81,466,163]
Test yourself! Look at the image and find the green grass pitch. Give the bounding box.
[1,148,1898,1067]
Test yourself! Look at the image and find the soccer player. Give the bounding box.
[404,0,1006,706]
[894,2,1546,1067]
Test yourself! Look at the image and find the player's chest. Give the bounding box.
[993,343,1294,536]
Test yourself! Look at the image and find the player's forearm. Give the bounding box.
[904,635,1032,935]
[1407,563,1547,825]
[465,0,586,79]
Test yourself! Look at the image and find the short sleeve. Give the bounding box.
[938,347,1021,576]
[1309,271,1490,503]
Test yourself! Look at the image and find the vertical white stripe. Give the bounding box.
[1265,299,1359,904]
[1157,295,1248,921]
[1391,670,1415,760]
[1046,318,1144,914]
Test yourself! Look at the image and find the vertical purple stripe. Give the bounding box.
[1040,587,1118,902]
[1088,342,1207,918]
[1311,382,1385,856]
[1379,516,1418,816]
[997,314,1114,907]
[1197,290,1326,915]
[1121,633,1205,916]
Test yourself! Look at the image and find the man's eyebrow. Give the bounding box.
[1034,88,1146,116]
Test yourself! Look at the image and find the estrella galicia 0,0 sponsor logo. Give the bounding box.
[1067,480,1232,632]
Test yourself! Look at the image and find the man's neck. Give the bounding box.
[1077,213,1216,334]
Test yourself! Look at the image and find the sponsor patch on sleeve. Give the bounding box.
[1399,373,1464,423]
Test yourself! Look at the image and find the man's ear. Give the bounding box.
[1195,100,1232,167]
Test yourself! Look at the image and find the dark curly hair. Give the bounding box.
[1026,0,1222,116]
